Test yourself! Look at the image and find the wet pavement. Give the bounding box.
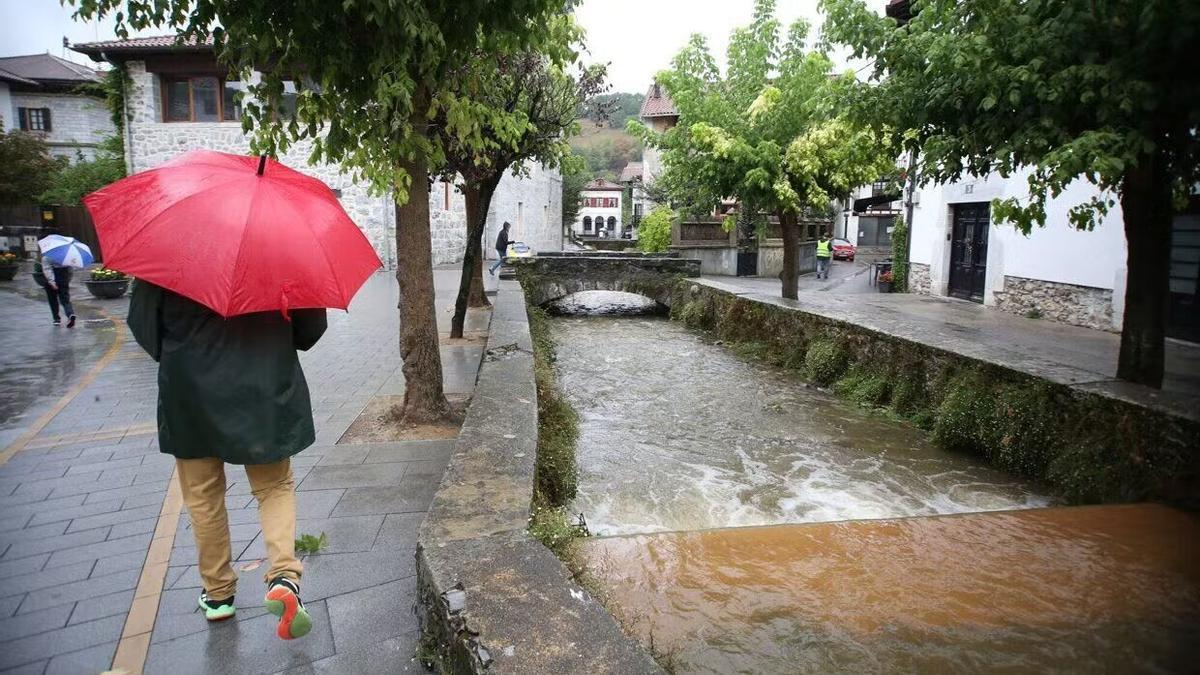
[0,268,121,449]
[0,269,487,674]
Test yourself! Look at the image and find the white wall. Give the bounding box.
[484,161,563,257]
[11,91,116,162]
[909,167,1127,318]
[0,82,11,132]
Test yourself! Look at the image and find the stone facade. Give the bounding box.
[909,262,932,295]
[992,275,1115,330]
[9,91,116,161]
[123,61,558,267]
[484,163,563,256]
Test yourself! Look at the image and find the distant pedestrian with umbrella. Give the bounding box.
[34,234,94,327]
[85,150,381,640]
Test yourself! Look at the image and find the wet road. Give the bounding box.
[0,274,118,448]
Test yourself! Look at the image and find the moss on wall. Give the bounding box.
[527,306,580,509]
[667,280,1200,508]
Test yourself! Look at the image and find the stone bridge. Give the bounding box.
[512,252,702,307]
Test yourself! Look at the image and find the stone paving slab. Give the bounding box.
[0,270,487,673]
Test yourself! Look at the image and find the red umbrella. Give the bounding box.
[83,149,382,317]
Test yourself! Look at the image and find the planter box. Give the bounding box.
[878,281,893,293]
[0,264,17,281]
[85,278,130,299]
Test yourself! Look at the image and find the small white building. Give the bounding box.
[0,53,117,161]
[906,169,1129,331]
[73,36,562,268]
[833,179,902,250]
[574,178,623,238]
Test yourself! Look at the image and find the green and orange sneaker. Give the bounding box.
[264,577,311,640]
[198,592,235,621]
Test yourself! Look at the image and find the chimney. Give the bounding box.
[652,82,661,98]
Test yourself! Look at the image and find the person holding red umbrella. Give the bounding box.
[86,150,382,640]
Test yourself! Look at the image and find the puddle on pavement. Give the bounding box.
[584,504,1200,674]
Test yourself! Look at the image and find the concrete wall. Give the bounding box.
[124,60,561,268]
[672,245,737,275]
[8,91,116,162]
[909,168,1126,330]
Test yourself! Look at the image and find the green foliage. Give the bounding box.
[71,0,577,200]
[0,131,67,204]
[821,0,1200,231]
[932,373,1058,476]
[631,0,895,224]
[528,306,579,506]
[294,532,328,554]
[803,339,848,385]
[889,214,908,292]
[529,504,583,558]
[561,160,591,228]
[637,206,675,253]
[580,92,645,128]
[834,366,891,406]
[76,65,130,132]
[40,137,127,206]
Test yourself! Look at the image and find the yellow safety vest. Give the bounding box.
[817,239,832,257]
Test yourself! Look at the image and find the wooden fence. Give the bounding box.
[0,204,102,262]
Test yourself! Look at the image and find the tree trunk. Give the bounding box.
[778,210,800,300]
[467,250,488,308]
[451,177,500,338]
[1116,156,1171,388]
[393,105,449,422]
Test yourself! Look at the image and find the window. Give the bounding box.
[871,179,890,197]
[583,216,592,232]
[163,76,245,122]
[607,216,617,231]
[17,107,52,132]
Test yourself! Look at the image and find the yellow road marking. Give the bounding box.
[0,312,126,467]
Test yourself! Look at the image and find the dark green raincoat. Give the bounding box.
[128,281,327,465]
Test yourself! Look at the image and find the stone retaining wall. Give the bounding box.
[909,262,932,295]
[671,280,1199,508]
[415,283,661,674]
[992,275,1116,331]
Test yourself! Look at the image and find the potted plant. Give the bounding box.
[85,267,131,299]
[878,270,894,293]
[0,252,19,281]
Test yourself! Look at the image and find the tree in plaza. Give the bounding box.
[434,40,608,339]
[631,0,894,299]
[69,0,572,421]
[0,131,66,204]
[820,0,1200,387]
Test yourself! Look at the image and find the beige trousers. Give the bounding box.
[175,457,302,600]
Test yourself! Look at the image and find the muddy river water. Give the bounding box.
[548,309,1200,673]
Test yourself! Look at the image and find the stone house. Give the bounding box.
[71,36,561,269]
[573,178,624,238]
[0,53,117,161]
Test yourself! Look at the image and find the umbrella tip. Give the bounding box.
[257,155,267,176]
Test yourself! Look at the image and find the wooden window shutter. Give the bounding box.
[17,108,28,130]
[41,108,52,132]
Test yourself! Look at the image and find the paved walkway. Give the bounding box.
[0,270,486,674]
[703,274,1200,419]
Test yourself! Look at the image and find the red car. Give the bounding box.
[832,238,856,261]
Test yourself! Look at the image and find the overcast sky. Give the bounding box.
[2,0,885,90]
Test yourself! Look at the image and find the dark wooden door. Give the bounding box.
[1167,201,1200,343]
[949,203,989,302]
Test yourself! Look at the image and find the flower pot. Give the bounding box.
[0,264,17,282]
[878,281,893,293]
[85,278,130,299]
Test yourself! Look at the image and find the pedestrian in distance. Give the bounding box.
[128,280,327,640]
[32,255,76,327]
[489,221,515,276]
[816,231,833,280]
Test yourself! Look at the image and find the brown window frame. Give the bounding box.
[18,107,52,132]
[161,75,241,123]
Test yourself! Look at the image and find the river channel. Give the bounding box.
[547,305,1200,673]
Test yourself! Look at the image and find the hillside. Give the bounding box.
[568,119,642,181]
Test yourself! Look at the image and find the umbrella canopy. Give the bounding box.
[82,150,382,317]
[38,235,94,269]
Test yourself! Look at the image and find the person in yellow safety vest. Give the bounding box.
[816,232,833,280]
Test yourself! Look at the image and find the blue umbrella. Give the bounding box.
[38,235,94,269]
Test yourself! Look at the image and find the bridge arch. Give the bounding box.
[512,254,701,309]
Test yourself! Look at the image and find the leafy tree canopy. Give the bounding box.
[819,0,1200,233]
[636,205,675,253]
[71,0,578,202]
[40,137,127,206]
[0,132,67,205]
